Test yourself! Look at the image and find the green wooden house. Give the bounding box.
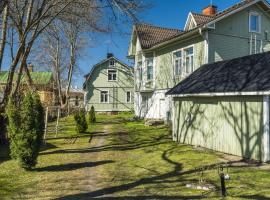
[128,0,270,121]
[83,54,134,113]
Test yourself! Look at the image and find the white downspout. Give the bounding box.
[263,95,270,162]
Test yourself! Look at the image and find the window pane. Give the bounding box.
[174,51,181,58]
[184,47,194,75]
[250,14,259,32]
[101,91,108,103]
[108,70,117,81]
[146,58,153,80]
[147,66,153,80]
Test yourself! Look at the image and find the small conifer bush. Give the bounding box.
[7,92,45,170]
[89,106,96,123]
[74,110,88,133]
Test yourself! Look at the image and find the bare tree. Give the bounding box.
[0,0,148,111]
[0,3,8,71]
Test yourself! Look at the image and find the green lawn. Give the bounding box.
[0,113,270,199]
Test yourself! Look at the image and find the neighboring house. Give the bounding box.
[167,52,270,162]
[83,54,134,114]
[63,86,84,108]
[0,70,54,106]
[128,0,270,120]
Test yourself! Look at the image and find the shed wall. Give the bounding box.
[172,96,264,160]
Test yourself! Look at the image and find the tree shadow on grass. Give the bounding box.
[40,133,170,156]
[34,160,114,172]
[54,148,230,200]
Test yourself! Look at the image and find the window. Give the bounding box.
[249,12,261,33]
[109,60,115,67]
[184,47,194,74]
[136,54,143,81]
[173,46,194,77]
[146,58,153,80]
[126,91,131,103]
[100,91,109,103]
[108,69,117,81]
[173,51,182,76]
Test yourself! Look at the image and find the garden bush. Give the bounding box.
[7,92,45,170]
[89,106,96,123]
[74,110,88,133]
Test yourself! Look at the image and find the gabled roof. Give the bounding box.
[0,71,53,85]
[166,52,270,96]
[192,13,215,26]
[134,23,182,49]
[83,56,131,89]
[133,0,270,51]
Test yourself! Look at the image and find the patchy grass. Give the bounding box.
[0,113,270,199]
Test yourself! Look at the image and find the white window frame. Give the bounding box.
[172,50,182,77]
[184,46,194,75]
[249,11,261,33]
[109,59,115,67]
[126,91,131,103]
[172,45,194,77]
[108,69,117,81]
[146,57,154,81]
[100,90,109,104]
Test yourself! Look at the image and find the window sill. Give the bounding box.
[249,30,261,34]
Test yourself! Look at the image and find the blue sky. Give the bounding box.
[1,0,244,88]
[76,0,242,87]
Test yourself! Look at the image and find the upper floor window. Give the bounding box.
[100,91,109,103]
[146,58,153,80]
[136,54,143,81]
[108,69,117,81]
[184,47,194,74]
[249,12,261,33]
[109,60,115,67]
[173,51,182,76]
[173,46,194,77]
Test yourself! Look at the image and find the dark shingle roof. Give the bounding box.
[136,0,268,49]
[192,13,215,25]
[135,24,182,49]
[0,71,53,85]
[166,52,270,95]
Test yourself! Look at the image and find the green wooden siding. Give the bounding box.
[173,96,264,160]
[85,58,134,112]
[154,36,205,90]
[209,5,270,62]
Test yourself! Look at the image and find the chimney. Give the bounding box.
[107,53,113,59]
[27,63,34,72]
[202,5,217,16]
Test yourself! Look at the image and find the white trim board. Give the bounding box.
[169,91,270,97]
[263,95,270,162]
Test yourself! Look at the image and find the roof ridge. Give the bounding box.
[135,23,182,32]
[214,0,254,17]
[191,12,215,18]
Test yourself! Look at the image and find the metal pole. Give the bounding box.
[220,172,226,197]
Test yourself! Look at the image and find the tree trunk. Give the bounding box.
[0,5,8,71]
